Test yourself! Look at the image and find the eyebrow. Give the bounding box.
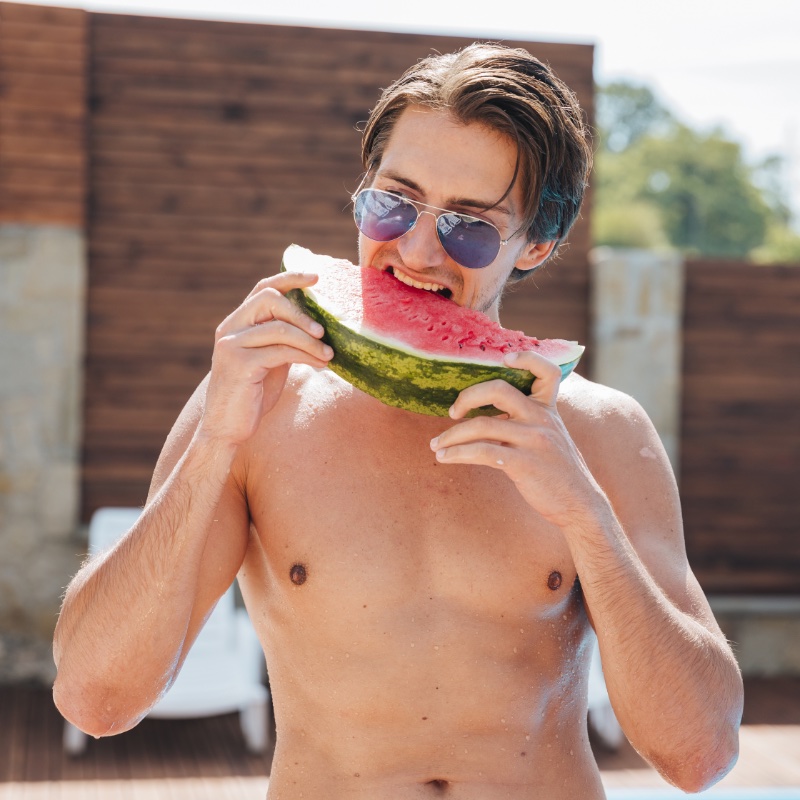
[377,170,513,217]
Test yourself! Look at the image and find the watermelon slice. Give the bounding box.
[282,244,584,417]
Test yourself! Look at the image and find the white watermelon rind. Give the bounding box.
[282,245,584,417]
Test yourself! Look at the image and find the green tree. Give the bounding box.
[751,223,800,264]
[596,80,675,152]
[594,81,782,259]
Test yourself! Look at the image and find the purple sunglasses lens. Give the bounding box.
[354,190,416,242]
[437,213,501,269]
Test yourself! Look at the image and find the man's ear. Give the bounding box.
[514,239,557,273]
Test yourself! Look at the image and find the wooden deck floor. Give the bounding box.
[1,678,798,798]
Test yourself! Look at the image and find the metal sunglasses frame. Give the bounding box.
[352,188,512,269]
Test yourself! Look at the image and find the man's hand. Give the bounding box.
[199,272,333,446]
[428,350,599,526]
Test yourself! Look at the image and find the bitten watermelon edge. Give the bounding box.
[281,244,584,417]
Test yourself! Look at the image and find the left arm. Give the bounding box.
[429,351,743,793]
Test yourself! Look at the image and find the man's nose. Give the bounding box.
[397,210,447,269]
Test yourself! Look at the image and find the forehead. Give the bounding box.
[376,106,521,212]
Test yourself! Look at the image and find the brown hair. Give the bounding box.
[360,43,593,280]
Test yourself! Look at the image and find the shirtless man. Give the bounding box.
[53,44,743,798]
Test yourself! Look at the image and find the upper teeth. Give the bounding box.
[393,269,446,293]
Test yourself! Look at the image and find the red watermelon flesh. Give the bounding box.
[308,253,577,366]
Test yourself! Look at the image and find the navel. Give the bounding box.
[547,570,562,591]
[425,779,449,792]
[290,563,307,585]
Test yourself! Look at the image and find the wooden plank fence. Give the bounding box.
[681,260,800,593]
[3,3,798,594]
[78,13,594,516]
[0,2,88,225]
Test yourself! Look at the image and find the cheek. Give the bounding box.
[357,234,380,268]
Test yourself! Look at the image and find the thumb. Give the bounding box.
[503,350,562,407]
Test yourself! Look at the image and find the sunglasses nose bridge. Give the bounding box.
[408,207,441,238]
[396,206,449,266]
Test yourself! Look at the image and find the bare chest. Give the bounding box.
[242,370,578,622]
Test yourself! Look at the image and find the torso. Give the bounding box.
[237,366,606,799]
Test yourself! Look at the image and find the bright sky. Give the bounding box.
[25,0,800,216]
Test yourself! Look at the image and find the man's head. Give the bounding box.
[360,43,593,282]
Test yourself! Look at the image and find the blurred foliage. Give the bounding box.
[750,223,800,264]
[593,81,799,263]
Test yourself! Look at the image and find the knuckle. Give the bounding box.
[477,442,500,461]
[214,332,234,351]
[261,286,282,301]
[272,320,289,338]
[529,426,556,450]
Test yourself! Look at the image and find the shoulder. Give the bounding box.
[557,372,652,437]
[557,373,675,494]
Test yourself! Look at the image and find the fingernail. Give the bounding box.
[448,405,456,418]
[504,352,519,364]
[311,322,324,335]
[322,345,334,358]
[430,437,439,450]
[435,449,447,460]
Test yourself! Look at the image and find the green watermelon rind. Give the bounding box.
[282,250,583,417]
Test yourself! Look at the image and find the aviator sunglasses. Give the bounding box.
[353,188,511,270]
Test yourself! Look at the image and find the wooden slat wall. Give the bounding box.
[681,259,800,593]
[81,12,594,517]
[0,2,87,225]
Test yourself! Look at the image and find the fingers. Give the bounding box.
[434,350,566,473]
[227,317,333,366]
[243,271,318,303]
[448,351,562,420]
[433,438,517,471]
[503,351,562,405]
[216,336,331,373]
[431,414,542,459]
[220,273,322,340]
[212,271,333,377]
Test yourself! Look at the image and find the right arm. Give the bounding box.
[53,272,332,736]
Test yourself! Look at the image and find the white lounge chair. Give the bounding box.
[63,507,270,755]
[587,637,624,749]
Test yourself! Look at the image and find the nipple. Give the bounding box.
[290,563,307,585]
[547,570,562,591]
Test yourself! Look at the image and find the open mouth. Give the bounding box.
[388,267,453,300]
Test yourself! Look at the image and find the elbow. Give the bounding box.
[53,671,148,739]
[651,722,740,793]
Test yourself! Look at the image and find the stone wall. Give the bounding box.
[590,247,684,474]
[0,224,87,683]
